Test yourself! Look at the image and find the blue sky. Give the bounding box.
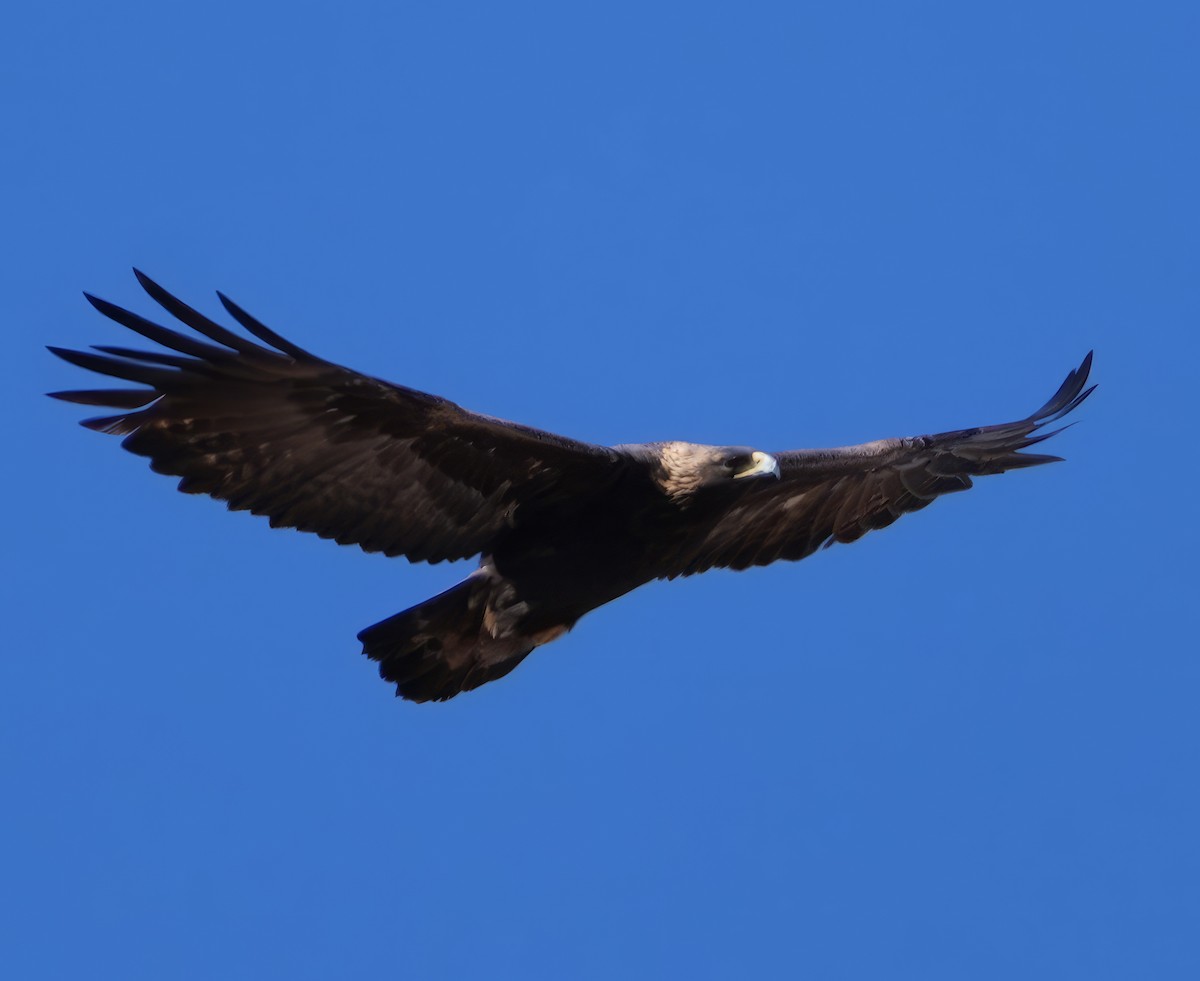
[3,2,1197,978]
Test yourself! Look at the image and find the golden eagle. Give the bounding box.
[50,272,1094,702]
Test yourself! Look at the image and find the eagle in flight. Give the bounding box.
[50,272,1094,702]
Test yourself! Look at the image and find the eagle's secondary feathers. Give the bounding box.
[50,271,1095,702]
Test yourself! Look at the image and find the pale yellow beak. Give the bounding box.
[734,451,781,480]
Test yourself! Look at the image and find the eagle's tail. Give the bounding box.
[357,572,537,702]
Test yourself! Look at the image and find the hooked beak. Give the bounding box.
[734,450,781,480]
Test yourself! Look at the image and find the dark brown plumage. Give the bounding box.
[50,272,1095,701]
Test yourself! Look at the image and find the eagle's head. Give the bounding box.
[653,442,781,501]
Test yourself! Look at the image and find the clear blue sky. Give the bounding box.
[3,2,1197,978]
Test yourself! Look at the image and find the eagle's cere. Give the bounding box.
[50,272,1095,702]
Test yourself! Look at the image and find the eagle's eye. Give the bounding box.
[724,454,748,472]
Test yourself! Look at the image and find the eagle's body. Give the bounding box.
[50,272,1094,701]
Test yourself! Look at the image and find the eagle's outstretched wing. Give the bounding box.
[667,353,1095,575]
[49,270,620,563]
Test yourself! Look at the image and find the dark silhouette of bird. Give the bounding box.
[49,272,1094,701]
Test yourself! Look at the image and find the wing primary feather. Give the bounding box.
[47,388,158,408]
[1017,423,1076,448]
[215,291,317,361]
[46,346,175,387]
[82,292,237,362]
[91,345,197,369]
[91,344,263,380]
[996,452,1063,468]
[133,269,268,357]
[1056,384,1097,420]
[81,413,143,434]
[1029,351,1093,420]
